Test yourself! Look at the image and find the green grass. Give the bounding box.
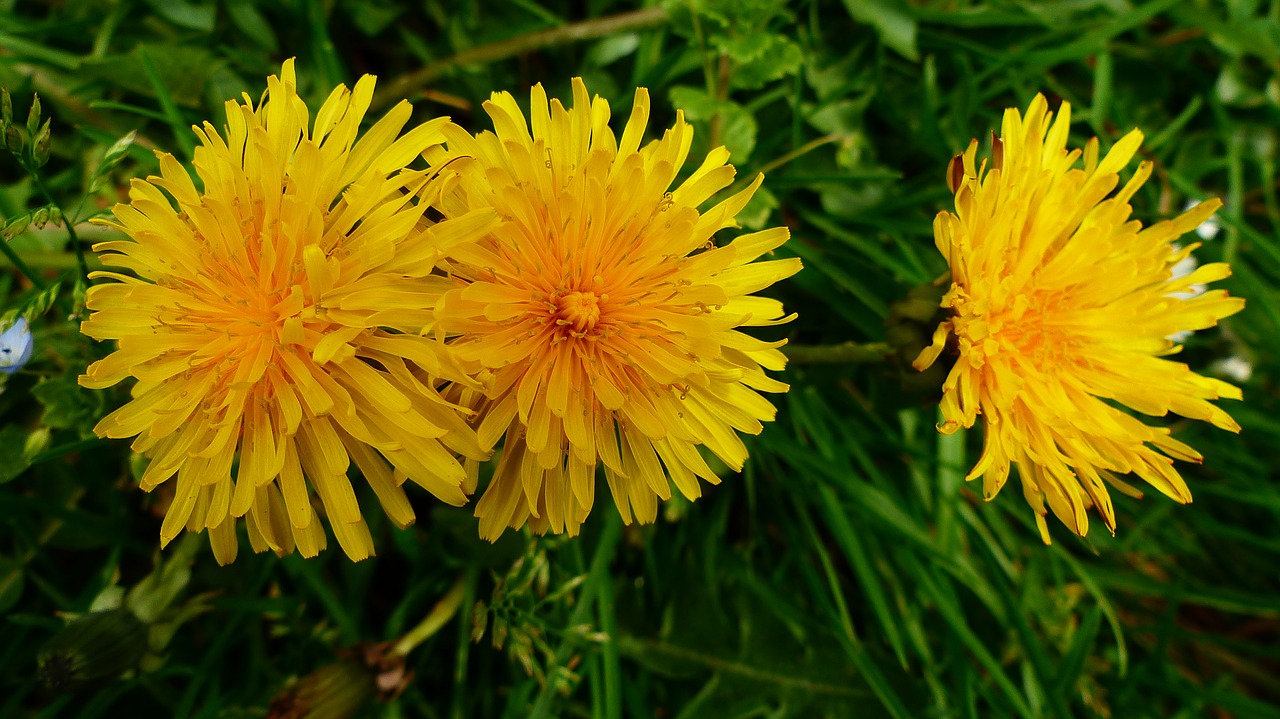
[2,0,1280,717]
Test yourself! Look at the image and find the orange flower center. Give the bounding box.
[947,284,1079,372]
[555,290,602,333]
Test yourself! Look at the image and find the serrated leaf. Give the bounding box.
[718,106,758,163]
[728,34,805,89]
[32,374,99,432]
[841,0,918,61]
[661,0,729,38]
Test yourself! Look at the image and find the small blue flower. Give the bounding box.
[0,318,34,374]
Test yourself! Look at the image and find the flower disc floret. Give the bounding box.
[79,60,498,563]
[429,78,801,539]
[915,95,1245,541]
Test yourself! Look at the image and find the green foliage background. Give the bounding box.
[2,0,1279,717]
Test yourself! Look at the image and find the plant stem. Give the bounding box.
[708,52,731,150]
[597,563,622,719]
[29,171,89,282]
[527,512,623,719]
[0,237,47,290]
[373,8,669,109]
[784,342,892,364]
[392,575,470,657]
[29,437,104,464]
[19,168,79,317]
[756,133,842,177]
[449,569,478,719]
[0,249,104,272]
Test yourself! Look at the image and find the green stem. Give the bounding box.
[755,133,841,177]
[0,249,103,272]
[0,235,47,290]
[17,169,78,317]
[29,171,89,282]
[372,7,669,109]
[784,342,891,364]
[597,562,622,719]
[527,512,623,719]
[449,569,479,719]
[30,437,104,464]
[392,575,469,657]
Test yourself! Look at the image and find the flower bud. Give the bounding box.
[36,609,148,693]
[267,660,375,719]
[5,123,22,154]
[3,214,30,240]
[26,93,41,138]
[33,118,51,167]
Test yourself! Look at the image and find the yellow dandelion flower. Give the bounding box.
[914,94,1245,541]
[428,78,801,540]
[79,60,499,563]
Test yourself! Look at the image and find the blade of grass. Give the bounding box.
[813,483,910,669]
[915,568,1037,718]
[137,46,194,159]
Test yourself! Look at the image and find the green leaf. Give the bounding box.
[665,0,791,41]
[585,34,640,67]
[143,0,216,31]
[738,185,778,230]
[125,535,202,624]
[0,425,31,484]
[225,0,279,52]
[840,0,918,61]
[725,34,805,89]
[668,86,759,162]
[32,374,99,432]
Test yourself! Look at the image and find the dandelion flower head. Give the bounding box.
[915,94,1245,541]
[79,60,498,563]
[429,79,801,540]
